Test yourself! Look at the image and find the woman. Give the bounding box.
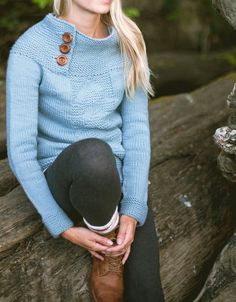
[5,0,165,301]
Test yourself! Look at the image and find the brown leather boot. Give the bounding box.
[89,227,124,302]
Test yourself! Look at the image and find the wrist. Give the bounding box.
[120,214,138,225]
[60,226,74,237]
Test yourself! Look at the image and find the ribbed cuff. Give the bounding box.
[119,201,148,227]
[42,210,74,238]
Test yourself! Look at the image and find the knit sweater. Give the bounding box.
[5,12,151,238]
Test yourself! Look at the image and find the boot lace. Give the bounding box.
[107,255,123,273]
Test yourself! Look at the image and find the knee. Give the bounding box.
[70,138,117,178]
[73,138,112,154]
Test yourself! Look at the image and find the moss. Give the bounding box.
[222,51,236,67]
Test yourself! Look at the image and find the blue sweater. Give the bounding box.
[5,12,151,238]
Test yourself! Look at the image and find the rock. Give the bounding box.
[193,233,236,302]
[1,73,236,301]
[213,0,236,30]
[212,2,236,182]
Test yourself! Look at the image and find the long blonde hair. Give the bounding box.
[53,0,155,99]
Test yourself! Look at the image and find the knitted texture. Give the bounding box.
[5,12,151,238]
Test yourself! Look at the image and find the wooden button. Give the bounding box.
[62,32,73,43]
[56,55,68,66]
[59,43,71,54]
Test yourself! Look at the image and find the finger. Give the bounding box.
[116,223,128,245]
[122,246,131,265]
[102,248,126,257]
[106,229,133,253]
[118,223,133,246]
[114,251,126,257]
[93,234,114,247]
[105,243,126,253]
[89,250,104,261]
[90,240,114,252]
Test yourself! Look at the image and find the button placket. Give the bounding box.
[56,55,68,66]
[62,32,73,43]
[55,32,73,66]
[59,43,71,54]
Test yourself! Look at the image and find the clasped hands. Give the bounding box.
[61,214,137,265]
[99,214,137,264]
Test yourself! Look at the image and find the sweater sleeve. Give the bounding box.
[5,51,74,238]
[118,85,151,227]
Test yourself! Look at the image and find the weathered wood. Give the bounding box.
[0,186,42,256]
[0,80,6,158]
[193,233,236,302]
[0,224,91,302]
[0,180,91,301]
[0,73,236,301]
[0,158,18,196]
[149,72,236,301]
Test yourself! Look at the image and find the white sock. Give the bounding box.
[83,206,119,234]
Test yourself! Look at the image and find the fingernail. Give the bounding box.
[108,240,113,245]
[117,238,122,245]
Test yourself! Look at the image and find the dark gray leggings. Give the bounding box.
[43,138,165,302]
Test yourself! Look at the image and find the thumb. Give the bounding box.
[116,221,127,245]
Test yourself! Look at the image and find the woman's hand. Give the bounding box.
[103,215,137,264]
[60,226,114,260]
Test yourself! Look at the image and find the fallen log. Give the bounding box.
[149,72,236,301]
[0,80,6,158]
[0,72,236,301]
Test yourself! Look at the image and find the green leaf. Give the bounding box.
[124,7,140,18]
[31,0,51,9]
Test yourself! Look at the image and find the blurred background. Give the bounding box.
[0,0,236,97]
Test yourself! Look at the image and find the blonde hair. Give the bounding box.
[53,0,155,99]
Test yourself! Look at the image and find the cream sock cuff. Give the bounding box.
[83,206,119,234]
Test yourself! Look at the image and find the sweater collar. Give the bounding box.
[43,12,118,50]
